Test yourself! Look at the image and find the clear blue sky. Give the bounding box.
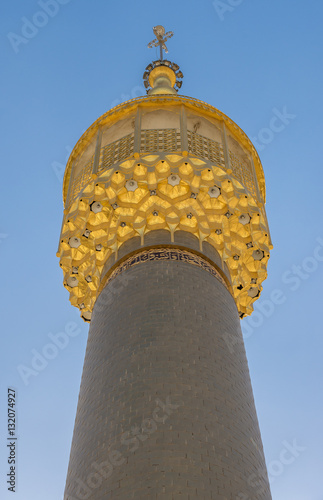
[1,1,322,499]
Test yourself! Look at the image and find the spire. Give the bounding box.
[148,25,174,61]
[144,25,183,95]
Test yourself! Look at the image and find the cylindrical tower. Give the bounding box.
[58,28,272,500]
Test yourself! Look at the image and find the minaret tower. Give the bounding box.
[58,26,273,500]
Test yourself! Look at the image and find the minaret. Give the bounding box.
[58,26,273,500]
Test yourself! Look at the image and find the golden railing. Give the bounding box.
[66,129,257,208]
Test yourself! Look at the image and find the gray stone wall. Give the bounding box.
[64,241,271,500]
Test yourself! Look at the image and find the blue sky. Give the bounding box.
[1,0,322,499]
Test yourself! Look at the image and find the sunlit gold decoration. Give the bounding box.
[58,94,272,321]
[143,60,183,93]
[66,129,257,208]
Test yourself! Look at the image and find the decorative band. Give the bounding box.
[104,247,229,291]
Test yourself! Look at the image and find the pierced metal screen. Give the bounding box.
[67,128,258,209]
[140,129,181,153]
[229,152,256,197]
[187,131,225,168]
[68,158,94,206]
[99,133,135,173]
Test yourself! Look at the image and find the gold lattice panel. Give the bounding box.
[187,131,225,168]
[229,152,256,197]
[69,159,94,205]
[66,130,259,211]
[140,129,181,153]
[58,153,272,322]
[62,95,267,206]
[99,133,134,173]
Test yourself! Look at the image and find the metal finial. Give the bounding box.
[148,25,174,61]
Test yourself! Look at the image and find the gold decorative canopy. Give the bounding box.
[57,34,272,322]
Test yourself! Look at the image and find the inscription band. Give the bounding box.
[104,247,229,291]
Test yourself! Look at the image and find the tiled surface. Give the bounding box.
[64,251,271,500]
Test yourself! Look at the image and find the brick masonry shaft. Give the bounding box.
[64,234,271,500]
